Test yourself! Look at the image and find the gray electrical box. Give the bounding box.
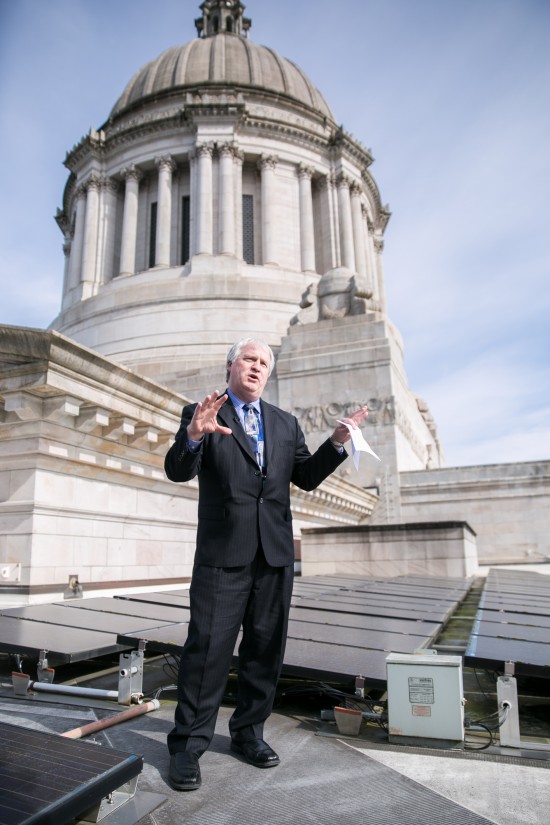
[386,652,464,747]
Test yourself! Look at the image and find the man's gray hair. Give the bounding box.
[226,338,275,381]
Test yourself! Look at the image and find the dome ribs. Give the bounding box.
[108,34,335,121]
[263,46,288,95]
[172,41,193,88]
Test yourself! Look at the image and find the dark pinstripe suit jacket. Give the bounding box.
[164,395,347,567]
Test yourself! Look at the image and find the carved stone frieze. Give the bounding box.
[292,398,395,433]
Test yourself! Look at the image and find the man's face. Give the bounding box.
[227,343,271,402]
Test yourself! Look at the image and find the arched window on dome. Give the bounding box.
[212,16,219,33]
[226,17,234,32]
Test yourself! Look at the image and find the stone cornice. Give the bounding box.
[291,473,377,524]
[0,326,187,426]
[362,168,391,230]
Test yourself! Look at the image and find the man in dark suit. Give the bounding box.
[165,338,368,790]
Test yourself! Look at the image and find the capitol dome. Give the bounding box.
[110,32,334,121]
[53,0,388,396]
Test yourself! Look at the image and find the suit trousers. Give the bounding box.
[167,548,294,756]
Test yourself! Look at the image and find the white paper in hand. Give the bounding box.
[336,420,381,470]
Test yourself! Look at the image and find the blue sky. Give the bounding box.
[0,0,548,467]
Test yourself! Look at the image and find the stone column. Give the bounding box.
[68,185,87,292]
[219,143,235,255]
[365,217,378,303]
[337,173,355,271]
[80,172,102,297]
[233,148,244,259]
[361,205,375,299]
[196,144,214,255]
[259,154,278,265]
[298,164,316,272]
[189,152,197,259]
[61,240,71,309]
[316,175,338,271]
[119,165,142,276]
[350,182,367,278]
[373,232,387,313]
[98,178,119,283]
[155,155,176,267]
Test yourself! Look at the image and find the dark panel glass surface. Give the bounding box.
[60,597,187,623]
[0,616,126,664]
[477,608,550,629]
[288,606,438,636]
[0,721,141,825]
[286,620,427,654]
[1,604,178,635]
[466,634,550,672]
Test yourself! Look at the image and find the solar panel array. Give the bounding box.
[465,568,550,677]
[115,574,471,685]
[2,570,549,684]
[0,575,469,685]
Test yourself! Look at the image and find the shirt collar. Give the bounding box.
[227,388,261,414]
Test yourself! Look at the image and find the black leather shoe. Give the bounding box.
[168,752,202,791]
[230,738,280,768]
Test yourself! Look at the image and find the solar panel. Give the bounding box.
[0,721,142,825]
[465,569,550,677]
[0,615,126,665]
[116,574,467,685]
[1,603,180,636]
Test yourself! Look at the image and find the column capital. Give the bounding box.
[298,163,315,180]
[155,154,177,172]
[102,177,120,194]
[373,236,384,253]
[84,171,102,192]
[218,141,236,158]
[233,147,245,164]
[121,164,143,183]
[195,142,214,158]
[350,180,363,197]
[336,172,353,189]
[316,173,335,192]
[258,154,279,172]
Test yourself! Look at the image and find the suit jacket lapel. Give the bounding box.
[260,399,276,472]
[218,397,257,464]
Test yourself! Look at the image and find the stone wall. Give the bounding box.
[0,326,376,594]
[399,462,550,564]
[300,521,478,578]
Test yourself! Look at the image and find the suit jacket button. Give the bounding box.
[260,497,263,503]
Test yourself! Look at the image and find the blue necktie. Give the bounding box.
[243,404,264,469]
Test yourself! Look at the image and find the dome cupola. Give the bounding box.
[194,0,252,38]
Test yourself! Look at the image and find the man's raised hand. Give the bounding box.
[331,404,369,445]
[187,390,232,441]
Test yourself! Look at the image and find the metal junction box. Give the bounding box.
[386,652,464,747]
